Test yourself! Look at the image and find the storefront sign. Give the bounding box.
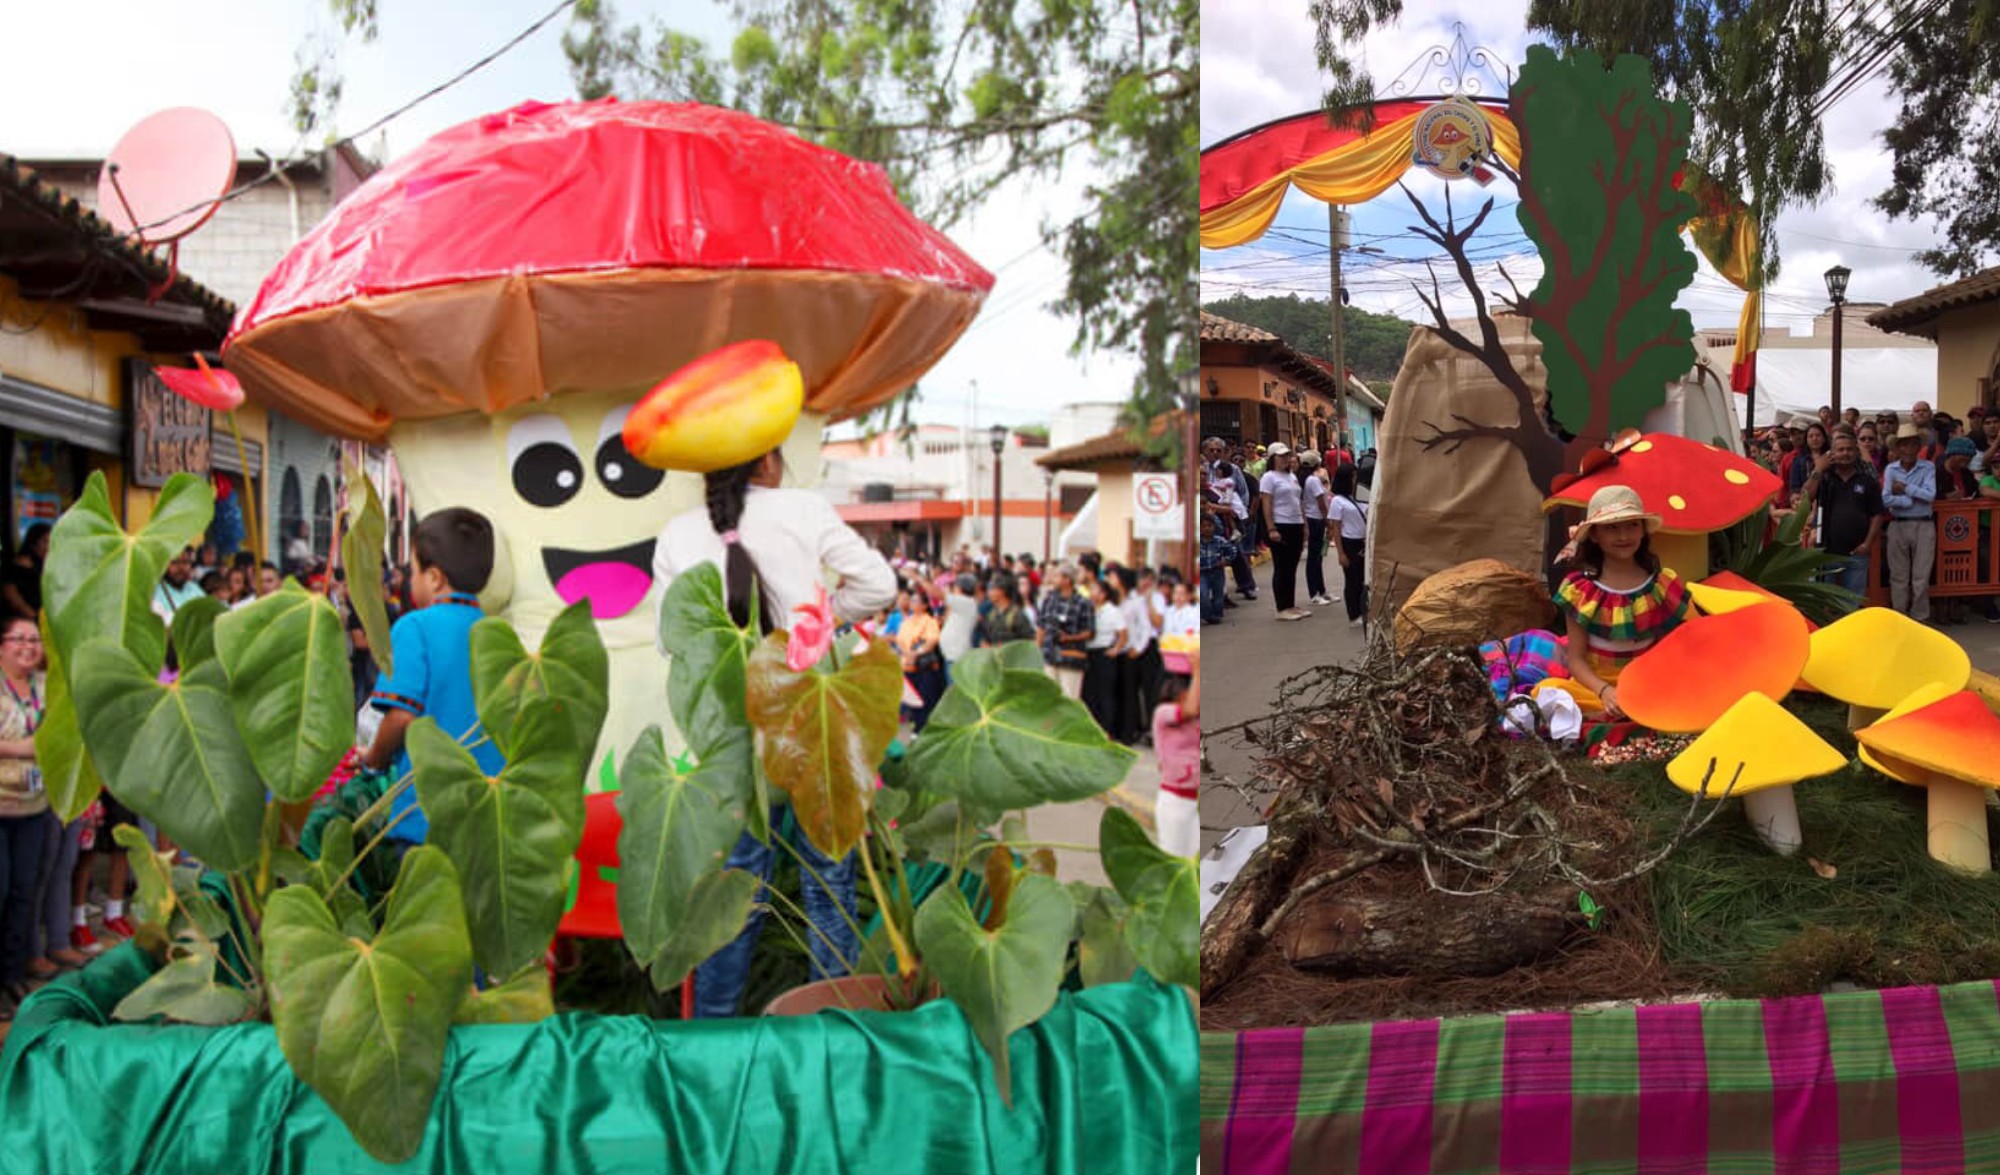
[127,359,213,487]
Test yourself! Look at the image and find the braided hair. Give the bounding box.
[705,454,780,632]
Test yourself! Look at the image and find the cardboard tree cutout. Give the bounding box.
[1405,47,1700,497]
[224,100,994,775]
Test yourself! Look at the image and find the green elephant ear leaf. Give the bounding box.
[214,585,356,802]
[454,964,556,1025]
[469,602,608,762]
[906,646,1136,810]
[264,845,474,1165]
[614,726,758,992]
[112,943,256,1026]
[168,595,226,672]
[1098,808,1197,989]
[114,824,178,928]
[44,470,212,676]
[658,563,766,840]
[744,635,902,859]
[310,815,357,897]
[341,468,394,679]
[35,614,100,822]
[69,643,263,871]
[410,701,587,978]
[1076,885,1141,988]
[913,868,1074,1105]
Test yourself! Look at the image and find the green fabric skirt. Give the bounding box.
[0,945,1196,1173]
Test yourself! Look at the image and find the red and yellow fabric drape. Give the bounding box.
[1199,101,1524,250]
[1200,101,1764,395]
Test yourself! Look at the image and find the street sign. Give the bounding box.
[1133,472,1182,541]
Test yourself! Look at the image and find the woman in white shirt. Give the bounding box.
[1327,463,1370,627]
[1257,443,1309,620]
[1162,580,1200,637]
[652,438,897,1020]
[1298,451,1334,608]
[938,573,981,669]
[1115,567,1159,744]
[1082,576,1128,737]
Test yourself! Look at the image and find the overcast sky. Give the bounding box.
[1,0,1137,433]
[1200,0,1954,342]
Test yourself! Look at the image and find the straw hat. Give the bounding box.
[1571,485,1661,543]
[1894,422,1924,442]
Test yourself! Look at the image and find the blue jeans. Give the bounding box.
[692,812,858,1017]
[1822,552,1869,599]
[1200,566,1226,623]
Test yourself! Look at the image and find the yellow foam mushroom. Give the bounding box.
[1666,691,1847,856]
[1800,607,1970,729]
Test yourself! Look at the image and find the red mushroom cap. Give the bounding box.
[1544,432,1778,533]
[224,99,995,441]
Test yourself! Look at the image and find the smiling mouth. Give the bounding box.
[543,540,655,620]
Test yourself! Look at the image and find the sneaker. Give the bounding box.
[102,916,136,940]
[70,926,103,956]
[1350,617,1365,627]
[1310,595,1333,606]
[1277,609,1307,622]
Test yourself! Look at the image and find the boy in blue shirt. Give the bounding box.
[360,507,505,844]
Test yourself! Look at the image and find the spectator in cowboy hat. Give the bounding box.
[1882,422,1938,622]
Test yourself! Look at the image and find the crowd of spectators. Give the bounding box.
[1753,399,2000,624]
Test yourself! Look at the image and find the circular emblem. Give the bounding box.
[1945,514,1972,543]
[1411,96,1493,182]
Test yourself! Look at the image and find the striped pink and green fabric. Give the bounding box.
[1202,979,2000,1173]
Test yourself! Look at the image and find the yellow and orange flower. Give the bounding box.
[623,340,804,474]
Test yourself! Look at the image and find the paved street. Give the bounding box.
[1030,744,1160,888]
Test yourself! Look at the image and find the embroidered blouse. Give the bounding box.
[1553,568,1692,668]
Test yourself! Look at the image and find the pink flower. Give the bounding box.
[786,585,834,672]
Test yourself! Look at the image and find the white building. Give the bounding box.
[820,403,1119,562]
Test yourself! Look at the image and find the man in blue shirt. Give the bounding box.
[1882,423,1938,622]
[360,508,505,844]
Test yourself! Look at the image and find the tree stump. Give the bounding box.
[1198,796,1314,1001]
[1275,889,1579,977]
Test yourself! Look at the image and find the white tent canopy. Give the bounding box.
[1741,348,1937,427]
[1058,490,1098,553]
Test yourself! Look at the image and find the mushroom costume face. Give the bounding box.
[223,100,994,772]
[1545,431,1780,579]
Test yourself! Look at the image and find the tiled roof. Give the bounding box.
[1866,268,2000,340]
[1200,311,1279,344]
[0,153,236,350]
[1037,411,1187,471]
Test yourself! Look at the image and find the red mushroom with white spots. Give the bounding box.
[1544,431,1781,579]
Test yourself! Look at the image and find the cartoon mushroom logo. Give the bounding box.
[223,100,995,772]
[1666,690,1845,855]
[1854,687,2000,874]
[1544,432,1781,580]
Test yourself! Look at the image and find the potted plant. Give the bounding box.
[7,469,1197,1166]
[619,567,1198,1094]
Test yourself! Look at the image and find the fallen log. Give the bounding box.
[1275,888,1580,977]
[1198,793,1318,1001]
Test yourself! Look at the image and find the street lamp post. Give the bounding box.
[1043,470,1055,564]
[1825,264,1851,417]
[989,423,1007,561]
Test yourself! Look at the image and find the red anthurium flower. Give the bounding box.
[154,354,244,411]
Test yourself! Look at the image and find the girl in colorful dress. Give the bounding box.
[1549,485,1692,719]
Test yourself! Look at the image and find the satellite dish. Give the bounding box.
[98,108,236,246]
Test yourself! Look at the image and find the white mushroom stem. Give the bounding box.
[1925,776,1992,875]
[1848,704,1887,732]
[1742,787,1803,856]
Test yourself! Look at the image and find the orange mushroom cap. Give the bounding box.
[1689,570,1820,633]
[1616,600,1811,732]
[1854,690,2000,791]
[1544,432,1778,533]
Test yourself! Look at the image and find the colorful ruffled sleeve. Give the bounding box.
[1554,571,1596,629]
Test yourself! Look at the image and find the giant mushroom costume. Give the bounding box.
[1544,431,1780,580]
[223,99,994,772]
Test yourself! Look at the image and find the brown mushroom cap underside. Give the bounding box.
[225,268,984,443]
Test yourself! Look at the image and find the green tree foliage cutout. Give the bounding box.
[1512,45,1698,452]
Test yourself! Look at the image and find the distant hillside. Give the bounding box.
[1202,293,1419,382]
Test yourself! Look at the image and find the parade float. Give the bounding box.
[1200,38,2000,1172]
[0,100,1197,1174]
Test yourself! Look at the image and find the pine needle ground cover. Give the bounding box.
[1201,656,2000,1031]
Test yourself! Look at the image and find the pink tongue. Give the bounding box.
[554,562,652,620]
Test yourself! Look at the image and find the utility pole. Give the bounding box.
[1329,205,1349,451]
